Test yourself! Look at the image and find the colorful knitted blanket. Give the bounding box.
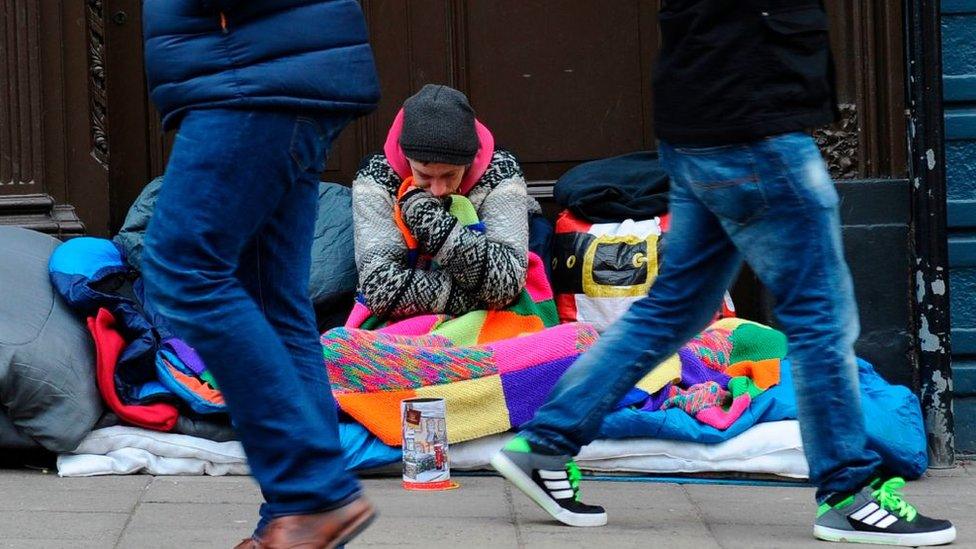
[325,322,600,445]
[326,313,787,444]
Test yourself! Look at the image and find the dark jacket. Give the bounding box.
[553,152,670,223]
[653,0,837,145]
[143,0,381,130]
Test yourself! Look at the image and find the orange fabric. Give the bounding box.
[477,310,545,344]
[726,358,781,389]
[393,176,419,250]
[162,360,224,405]
[335,388,417,445]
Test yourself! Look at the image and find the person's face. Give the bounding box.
[408,159,468,198]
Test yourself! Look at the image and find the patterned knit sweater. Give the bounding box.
[352,150,540,320]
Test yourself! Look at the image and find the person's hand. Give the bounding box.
[398,187,440,223]
[399,188,449,252]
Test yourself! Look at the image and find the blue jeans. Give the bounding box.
[142,109,360,526]
[522,133,883,500]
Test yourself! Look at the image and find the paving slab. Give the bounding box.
[0,468,971,548]
[365,476,512,518]
[0,539,111,549]
[0,482,146,514]
[142,476,261,505]
[706,522,827,549]
[356,515,519,548]
[116,502,256,549]
[683,484,816,526]
[0,510,129,545]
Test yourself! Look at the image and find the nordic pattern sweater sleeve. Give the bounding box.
[400,150,530,309]
[352,155,479,319]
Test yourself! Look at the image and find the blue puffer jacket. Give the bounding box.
[143,0,380,129]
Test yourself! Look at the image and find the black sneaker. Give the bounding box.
[490,435,607,527]
[814,477,956,546]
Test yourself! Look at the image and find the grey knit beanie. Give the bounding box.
[399,84,479,166]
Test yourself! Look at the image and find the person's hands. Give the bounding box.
[398,189,450,252]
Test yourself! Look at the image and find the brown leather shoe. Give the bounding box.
[233,538,260,549]
[258,496,376,549]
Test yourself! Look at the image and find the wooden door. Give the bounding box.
[338,0,659,187]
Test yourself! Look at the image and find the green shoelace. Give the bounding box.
[873,477,917,521]
[566,460,583,502]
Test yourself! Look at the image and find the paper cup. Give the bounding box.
[401,397,459,491]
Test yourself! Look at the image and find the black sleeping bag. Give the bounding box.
[553,151,670,223]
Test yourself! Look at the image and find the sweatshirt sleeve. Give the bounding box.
[399,151,529,309]
[352,157,479,319]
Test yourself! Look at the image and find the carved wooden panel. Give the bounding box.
[86,0,110,169]
[0,0,44,194]
[815,103,860,180]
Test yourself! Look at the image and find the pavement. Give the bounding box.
[0,466,974,549]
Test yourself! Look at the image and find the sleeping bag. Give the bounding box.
[0,227,102,451]
[115,177,358,330]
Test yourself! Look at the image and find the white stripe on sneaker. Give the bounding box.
[550,489,575,500]
[862,509,890,526]
[876,515,899,529]
[489,452,607,528]
[849,502,879,521]
[544,480,572,491]
[539,470,567,480]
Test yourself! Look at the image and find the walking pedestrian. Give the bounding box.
[140,1,380,547]
[491,1,957,545]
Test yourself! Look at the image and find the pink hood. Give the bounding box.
[383,108,495,196]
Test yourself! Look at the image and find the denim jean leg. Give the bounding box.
[521,168,744,456]
[237,115,358,535]
[678,133,884,500]
[142,109,360,520]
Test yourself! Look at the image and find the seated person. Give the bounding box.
[353,84,538,320]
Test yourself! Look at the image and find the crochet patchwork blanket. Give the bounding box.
[325,322,599,445]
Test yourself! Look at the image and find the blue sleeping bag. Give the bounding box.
[340,421,401,471]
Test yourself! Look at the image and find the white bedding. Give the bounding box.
[57,426,248,477]
[451,420,808,479]
[58,421,808,479]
